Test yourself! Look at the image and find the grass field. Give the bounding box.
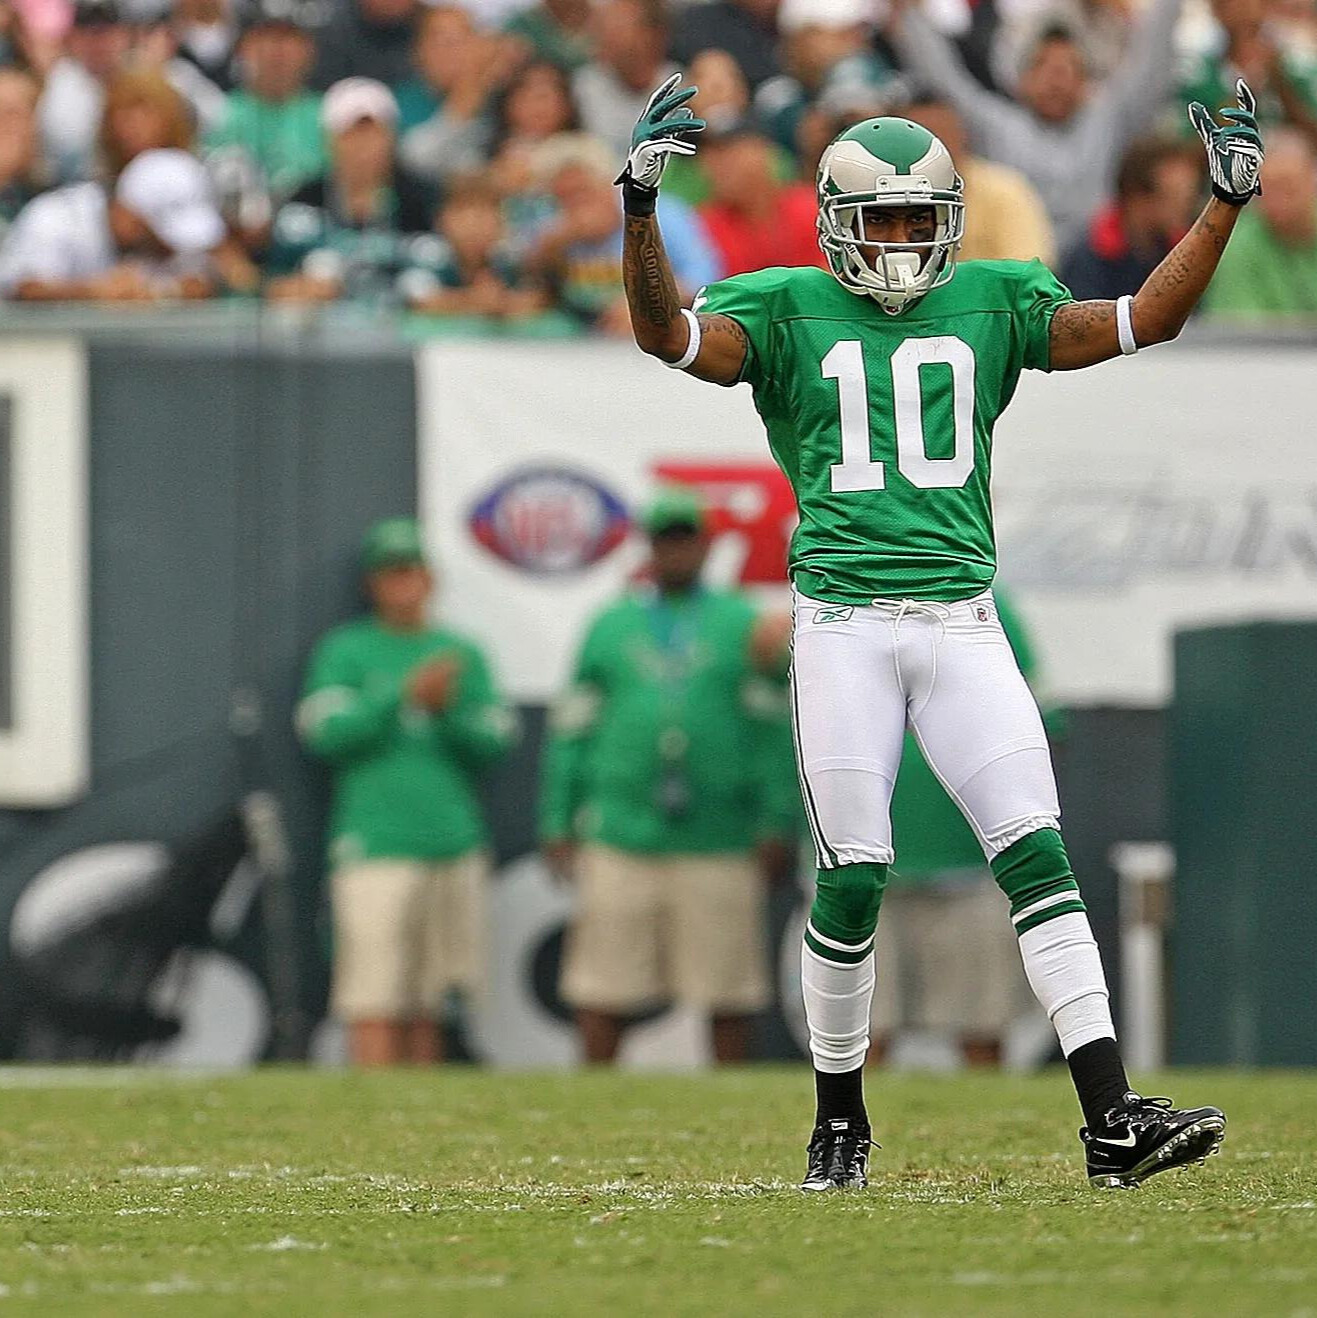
[0,1067,1312,1316]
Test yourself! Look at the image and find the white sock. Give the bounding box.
[1017,911,1116,1057]
[801,942,875,1073]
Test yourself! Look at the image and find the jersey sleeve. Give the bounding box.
[295,630,403,762]
[692,274,774,388]
[1014,259,1075,373]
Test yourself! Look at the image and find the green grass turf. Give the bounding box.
[0,1067,1312,1316]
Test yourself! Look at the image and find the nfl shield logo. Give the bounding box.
[469,466,629,575]
[974,604,990,622]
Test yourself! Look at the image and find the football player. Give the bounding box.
[615,73,1263,1190]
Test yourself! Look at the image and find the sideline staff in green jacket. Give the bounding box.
[541,488,799,1065]
[297,518,516,1067]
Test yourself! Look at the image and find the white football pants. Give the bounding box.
[790,587,1061,869]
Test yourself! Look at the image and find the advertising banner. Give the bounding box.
[419,340,1317,706]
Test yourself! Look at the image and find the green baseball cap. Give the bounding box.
[641,487,707,537]
[361,517,427,571]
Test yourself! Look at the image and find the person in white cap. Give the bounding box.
[265,76,437,303]
[0,145,240,300]
[114,147,227,257]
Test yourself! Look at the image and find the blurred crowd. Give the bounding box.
[1,0,1316,322]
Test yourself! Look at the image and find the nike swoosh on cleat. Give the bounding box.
[1094,1132,1139,1148]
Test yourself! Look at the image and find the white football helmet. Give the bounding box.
[816,117,965,315]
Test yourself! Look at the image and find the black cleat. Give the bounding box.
[1081,1092,1226,1188]
[801,1117,872,1191]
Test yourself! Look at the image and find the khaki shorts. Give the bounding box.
[561,843,770,1014]
[870,875,1027,1040]
[330,852,487,1021]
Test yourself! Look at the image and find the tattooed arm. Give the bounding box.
[622,210,749,386]
[1049,197,1241,371]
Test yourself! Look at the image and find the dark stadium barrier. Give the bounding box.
[1170,621,1317,1066]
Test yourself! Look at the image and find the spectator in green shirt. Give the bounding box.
[1203,127,1317,319]
[297,518,517,1067]
[541,488,799,1065]
[205,0,327,228]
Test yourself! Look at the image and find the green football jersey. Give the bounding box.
[696,260,1073,603]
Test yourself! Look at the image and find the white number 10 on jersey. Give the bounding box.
[823,336,976,493]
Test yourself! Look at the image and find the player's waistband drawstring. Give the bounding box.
[873,598,952,640]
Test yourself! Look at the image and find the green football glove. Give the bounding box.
[615,73,706,215]
[1188,78,1264,205]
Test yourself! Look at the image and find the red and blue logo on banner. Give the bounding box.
[469,465,630,575]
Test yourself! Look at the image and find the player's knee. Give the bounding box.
[990,828,1086,935]
[807,862,888,957]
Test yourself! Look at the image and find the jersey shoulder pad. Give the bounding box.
[696,263,828,312]
[953,258,1071,310]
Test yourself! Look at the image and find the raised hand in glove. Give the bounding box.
[615,72,706,215]
[1188,78,1265,205]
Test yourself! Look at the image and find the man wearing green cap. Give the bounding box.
[540,488,799,1064]
[297,518,517,1066]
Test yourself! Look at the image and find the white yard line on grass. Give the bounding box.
[102,1168,799,1203]
[4,1176,804,1223]
[2,1274,510,1300]
[246,1236,327,1252]
[0,1067,220,1089]
[953,1266,1317,1289]
[117,1165,207,1178]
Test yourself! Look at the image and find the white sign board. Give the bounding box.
[418,340,1317,706]
[0,337,88,806]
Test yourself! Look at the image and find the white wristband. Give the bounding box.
[1116,294,1138,356]
[664,307,701,370]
